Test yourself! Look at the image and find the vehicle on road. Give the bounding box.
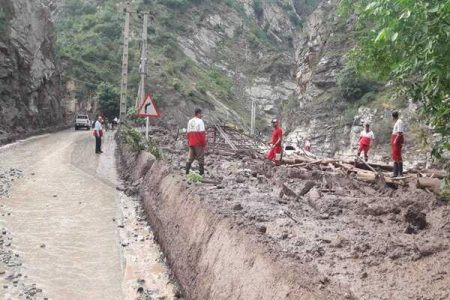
[75,114,91,130]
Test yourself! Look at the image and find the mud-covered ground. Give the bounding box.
[146,125,450,300]
[0,130,179,299]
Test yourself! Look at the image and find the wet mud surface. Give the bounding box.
[135,126,450,299]
[0,130,178,299]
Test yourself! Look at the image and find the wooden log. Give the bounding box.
[294,157,315,164]
[320,158,339,165]
[282,158,297,165]
[351,160,393,172]
[286,163,307,168]
[356,171,402,188]
[416,177,441,195]
[356,172,377,182]
[336,162,358,173]
[421,169,446,179]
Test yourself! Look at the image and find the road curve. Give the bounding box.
[0,130,123,299]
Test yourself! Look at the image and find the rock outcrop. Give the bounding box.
[0,0,66,144]
[284,0,354,157]
[284,0,428,167]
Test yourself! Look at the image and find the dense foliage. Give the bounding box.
[97,82,119,120]
[55,0,298,130]
[339,0,450,161]
[56,0,128,107]
[336,65,377,102]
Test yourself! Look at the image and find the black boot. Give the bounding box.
[399,162,403,176]
[185,162,192,175]
[393,162,399,177]
[199,163,205,176]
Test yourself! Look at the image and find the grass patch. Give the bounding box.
[145,137,163,159]
[187,172,203,183]
[121,126,163,159]
[123,127,145,152]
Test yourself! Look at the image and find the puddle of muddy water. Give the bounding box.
[116,190,180,299]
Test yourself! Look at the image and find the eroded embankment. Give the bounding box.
[117,141,351,300]
[118,125,450,300]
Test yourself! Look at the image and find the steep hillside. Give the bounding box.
[55,0,313,131]
[285,0,433,168]
[54,0,436,167]
[0,0,67,143]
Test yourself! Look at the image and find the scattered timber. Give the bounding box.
[282,154,444,195]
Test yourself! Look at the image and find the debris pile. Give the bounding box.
[143,125,449,299]
[283,153,444,196]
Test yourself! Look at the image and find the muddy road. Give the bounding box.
[0,130,177,299]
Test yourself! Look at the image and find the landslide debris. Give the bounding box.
[144,125,450,299]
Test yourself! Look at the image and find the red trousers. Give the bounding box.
[267,146,282,164]
[391,134,404,162]
[358,143,370,155]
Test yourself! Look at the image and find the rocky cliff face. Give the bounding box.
[284,0,428,167]
[137,0,303,131]
[0,0,66,143]
[286,0,350,157]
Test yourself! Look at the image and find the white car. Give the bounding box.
[74,114,91,130]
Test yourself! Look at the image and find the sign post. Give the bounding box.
[138,92,161,139]
[146,117,150,140]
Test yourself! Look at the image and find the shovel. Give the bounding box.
[356,156,387,188]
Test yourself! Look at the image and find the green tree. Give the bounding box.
[339,0,450,173]
[97,82,119,120]
[337,65,376,102]
[0,7,8,34]
[56,0,124,94]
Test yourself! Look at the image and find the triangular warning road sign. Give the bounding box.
[137,92,160,118]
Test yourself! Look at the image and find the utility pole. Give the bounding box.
[119,1,131,124]
[137,13,150,140]
[251,99,256,135]
[245,42,256,136]
[136,12,148,109]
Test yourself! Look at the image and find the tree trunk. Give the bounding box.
[416,177,441,195]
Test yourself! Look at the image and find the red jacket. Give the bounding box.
[358,130,374,146]
[187,117,206,147]
[271,127,282,146]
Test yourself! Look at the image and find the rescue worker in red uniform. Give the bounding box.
[357,123,375,162]
[304,140,312,153]
[267,119,283,166]
[186,108,207,175]
[391,111,405,177]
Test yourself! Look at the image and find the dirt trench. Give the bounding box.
[118,126,450,300]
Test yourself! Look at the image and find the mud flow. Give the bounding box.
[126,125,450,300]
[0,131,179,299]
